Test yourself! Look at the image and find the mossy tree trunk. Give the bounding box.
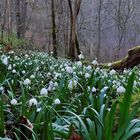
[101,46,140,70]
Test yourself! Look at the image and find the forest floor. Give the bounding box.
[0,48,140,140]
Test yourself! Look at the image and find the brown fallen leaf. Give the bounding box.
[69,128,83,140]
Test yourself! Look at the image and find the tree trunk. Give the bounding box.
[16,0,21,39]
[96,0,102,61]
[1,0,8,44]
[83,46,140,71]
[51,0,57,57]
[20,0,28,38]
[68,0,81,61]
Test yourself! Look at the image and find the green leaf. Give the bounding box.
[104,101,118,140]
[114,72,135,140]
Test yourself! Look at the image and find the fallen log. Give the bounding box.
[84,46,140,70]
[103,46,140,70]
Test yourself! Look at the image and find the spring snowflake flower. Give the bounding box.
[37,108,41,112]
[9,50,14,54]
[76,61,82,67]
[49,81,54,87]
[68,80,78,90]
[40,88,48,96]
[1,55,8,65]
[10,99,17,105]
[23,78,31,85]
[86,66,92,71]
[47,86,52,91]
[92,60,98,65]
[54,98,61,105]
[29,98,38,107]
[0,86,4,91]
[110,69,116,75]
[87,86,91,91]
[8,65,12,70]
[117,86,126,93]
[123,69,128,74]
[108,63,112,67]
[78,53,84,60]
[65,66,73,74]
[134,80,137,86]
[92,87,97,92]
[30,74,35,79]
[85,73,90,79]
[102,86,109,91]
[22,70,26,74]
[12,69,16,73]
[54,82,58,87]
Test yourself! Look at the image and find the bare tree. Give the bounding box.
[20,0,28,38]
[15,0,21,39]
[68,0,81,60]
[1,0,8,43]
[96,0,102,61]
[51,0,57,57]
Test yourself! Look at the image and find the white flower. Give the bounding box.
[10,99,17,105]
[65,66,73,74]
[110,69,116,75]
[134,80,137,86]
[49,81,54,88]
[76,61,82,67]
[30,74,35,79]
[47,86,52,91]
[54,82,58,87]
[54,98,61,104]
[87,86,91,91]
[47,72,51,77]
[1,55,8,65]
[12,69,16,73]
[0,86,4,91]
[102,86,109,91]
[108,63,112,67]
[86,66,92,71]
[85,73,90,79]
[92,87,97,92]
[23,78,31,85]
[8,65,12,70]
[117,86,126,93]
[37,108,41,112]
[68,80,78,90]
[92,60,98,65]
[78,53,84,60]
[123,69,128,74]
[14,56,19,60]
[25,54,29,58]
[29,98,38,107]
[9,50,14,54]
[40,88,48,96]
[22,70,26,74]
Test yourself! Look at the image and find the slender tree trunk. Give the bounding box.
[67,0,75,60]
[97,0,102,61]
[51,0,57,57]
[68,0,81,60]
[16,0,21,39]
[7,0,12,44]
[1,0,8,44]
[20,0,28,38]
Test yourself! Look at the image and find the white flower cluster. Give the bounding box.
[68,79,78,90]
